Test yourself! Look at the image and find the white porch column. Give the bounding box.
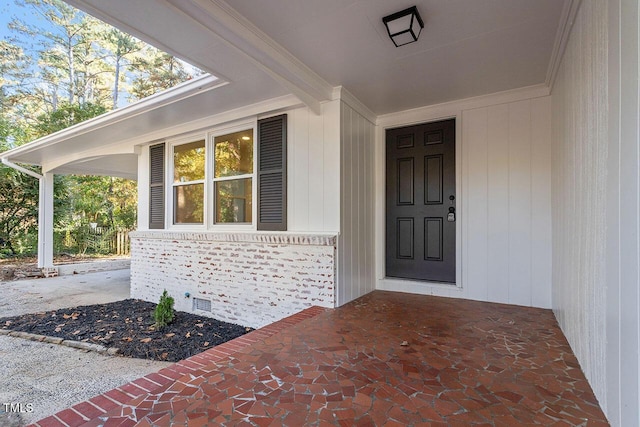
[37,172,54,268]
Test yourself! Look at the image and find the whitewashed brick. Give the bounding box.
[130,232,336,328]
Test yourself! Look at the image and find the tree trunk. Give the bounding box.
[67,35,75,104]
[113,56,121,109]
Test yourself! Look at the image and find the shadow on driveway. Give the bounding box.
[0,269,130,317]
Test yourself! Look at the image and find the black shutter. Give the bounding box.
[149,143,165,229]
[257,114,287,231]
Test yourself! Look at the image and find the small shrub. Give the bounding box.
[154,290,175,329]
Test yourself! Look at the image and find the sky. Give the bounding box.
[1,0,204,106]
[0,0,57,41]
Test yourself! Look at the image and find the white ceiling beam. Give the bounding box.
[160,0,333,114]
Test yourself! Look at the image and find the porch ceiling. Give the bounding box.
[66,0,568,115]
[226,0,567,114]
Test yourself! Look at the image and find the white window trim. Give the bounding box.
[164,120,258,231]
[167,133,208,230]
[207,120,257,231]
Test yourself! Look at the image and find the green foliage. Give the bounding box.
[0,0,203,257]
[33,102,107,137]
[0,165,39,254]
[0,39,30,97]
[154,290,175,329]
[0,164,68,255]
[67,175,137,229]
[130,50,195,101]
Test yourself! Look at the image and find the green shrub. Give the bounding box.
[154,290,175,329]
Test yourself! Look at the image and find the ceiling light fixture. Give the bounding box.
[382,6,424,47]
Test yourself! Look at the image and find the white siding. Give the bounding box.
[337,101,376,306]
[486,104,510,304]
[136,147,150,231]
[377,94,552,309]
[530,99,553,309]
[611,0,640,422]
[551,0,609,417]
[287,101,341,233]
[463,98,552,308]
[552,0,640,425]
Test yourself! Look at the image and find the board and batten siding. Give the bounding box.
[337,101,376,306]
[551,0,608,414]
[286,101,341,233]
[377,93,552,310]
[551,0,640,425]
[463,98,552,308]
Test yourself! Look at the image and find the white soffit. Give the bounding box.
[53,154,139,180]
[226,0,568,115]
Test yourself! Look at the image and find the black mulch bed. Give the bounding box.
[0,299,253,362]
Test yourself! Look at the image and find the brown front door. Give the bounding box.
[385,119,456,283]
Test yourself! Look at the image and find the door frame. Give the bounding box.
[374,111,463,295]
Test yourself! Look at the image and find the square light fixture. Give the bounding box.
[382,6,424,47]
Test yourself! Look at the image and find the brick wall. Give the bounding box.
[130,231,336,328]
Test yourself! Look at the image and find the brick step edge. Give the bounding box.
[0,328,119,355]
[29,305,329,427]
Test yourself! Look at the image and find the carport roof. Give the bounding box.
[0,74,298,178]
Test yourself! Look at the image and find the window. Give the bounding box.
[153,114,287,230]
[173,140,205,224]
[213,129,253,224]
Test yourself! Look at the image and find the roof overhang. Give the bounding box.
[1,73,303,179]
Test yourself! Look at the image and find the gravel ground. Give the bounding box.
[0,270,171,426]
[0,337,169,425]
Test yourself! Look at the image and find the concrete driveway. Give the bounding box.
[0,269,171,426]
[0,269,130,317]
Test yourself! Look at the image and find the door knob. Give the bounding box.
[448,206,455,222]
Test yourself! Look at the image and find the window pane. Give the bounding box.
[174,140,205,183]
[214,130,253,178]
[174,183,204,224]
[215,178,252,223]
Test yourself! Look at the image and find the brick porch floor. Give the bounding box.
[32,291,609,426]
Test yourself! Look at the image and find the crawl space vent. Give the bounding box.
[192,297,212,312]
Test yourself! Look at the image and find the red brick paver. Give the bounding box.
[32,292,609,426]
